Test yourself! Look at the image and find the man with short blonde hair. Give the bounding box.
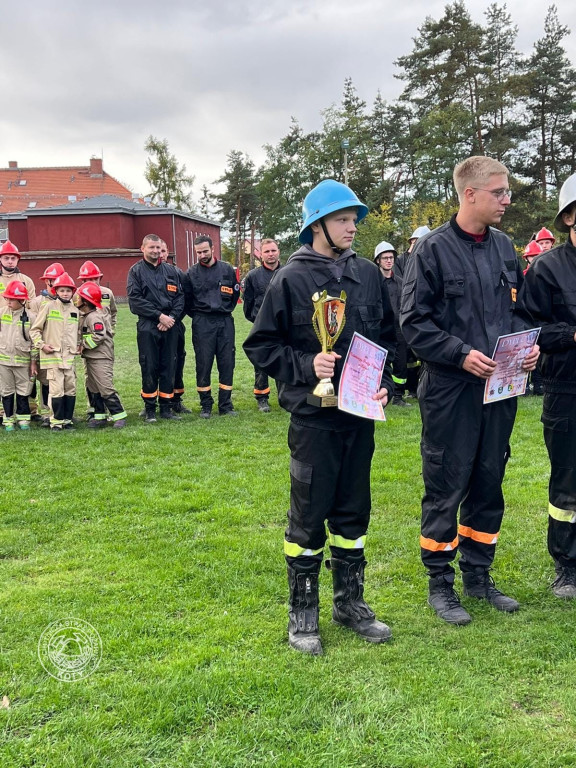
[453,156,509,200]
[401,156,539,626]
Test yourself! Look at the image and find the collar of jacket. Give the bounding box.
[141,258,162,270]
[288,245,361,288]
[449,213,491,244]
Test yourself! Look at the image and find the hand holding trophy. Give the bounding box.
[307,290,347,407]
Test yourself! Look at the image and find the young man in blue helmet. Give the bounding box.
[244,180,396,655]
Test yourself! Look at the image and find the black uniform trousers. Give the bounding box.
[136,319,178,408]
[253,366,271,402]
[286,418,374,560]
[191,313,235,413]
[173,320,186,401]
[542,393,576,567]
[418,367,516,576]
[392,335,408,395]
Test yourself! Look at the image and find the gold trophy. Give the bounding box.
[307,290,347,408]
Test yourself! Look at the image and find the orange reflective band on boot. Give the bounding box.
[158,391,174,399]
[219,384,233,390]
[420,535,459,552]
[458,525,500,545]
[141,390,158,400]
[254,387,271,395]
[174,388,185,395]
[197,386,211,392]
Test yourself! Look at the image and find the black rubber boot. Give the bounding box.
[287,560,323,656]
[327,554,391,642]
[428,573,472,625]
[462,568,519,612]
[159,403,181,420]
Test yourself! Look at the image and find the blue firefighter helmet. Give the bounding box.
[299,180,369,245]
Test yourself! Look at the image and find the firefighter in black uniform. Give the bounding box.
[244,179,396,655]
[373,240,410,407]
[521,172,576,598]
[400,156,540,625]
[242,238,282,412]
[127,234,184,423]
[183,235,240,418]
[160,240,191,414]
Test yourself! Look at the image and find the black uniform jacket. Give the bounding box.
[521,239,576,394]
[242,264,281,322]
[127,259,184,322]
[243,245,396,426]
[183,260,240,316]
[400,216,533,383]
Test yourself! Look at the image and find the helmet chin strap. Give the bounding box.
[320,219,345,256]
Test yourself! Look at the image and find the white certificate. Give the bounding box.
[483,328,541,404]
[338,332,388,421]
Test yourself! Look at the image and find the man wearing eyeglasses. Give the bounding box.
[400,156,540,626]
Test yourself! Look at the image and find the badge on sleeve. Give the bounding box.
[221,286,233,295]
[511,287,517,302]
[94,322,105,331]
[166,283,177,293]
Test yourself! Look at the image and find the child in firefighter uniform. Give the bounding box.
[0,281,38,431]
[30,272,79,431]
[29,262,66,424]
[77,260,118,420]
[77,281,127,429]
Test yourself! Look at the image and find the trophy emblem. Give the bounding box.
[307,290,347,407]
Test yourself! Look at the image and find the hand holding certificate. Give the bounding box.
[483,328,541,404]
[338,332,388,421]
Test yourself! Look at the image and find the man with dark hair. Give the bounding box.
[522,172,576,598]
[183,235,240,418]
[127,234,184,423]
[160,240,191,415]
[401,156,539,625]
[242,238,282,412]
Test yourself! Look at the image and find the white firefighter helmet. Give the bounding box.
[410,226,431,241]
[555,172,576,233]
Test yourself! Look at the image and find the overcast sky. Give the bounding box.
[2,0,574,201]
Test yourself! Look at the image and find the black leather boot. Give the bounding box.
[428,572,472,625]
[462,567,519,612]
[327,554,391,642]
[287,560,323,656]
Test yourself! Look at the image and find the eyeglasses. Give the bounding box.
[471,187,512,201]
[380,255,395,260]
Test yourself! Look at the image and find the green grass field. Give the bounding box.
[1,306,575,767]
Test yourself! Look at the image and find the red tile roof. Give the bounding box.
[0,159,137,214]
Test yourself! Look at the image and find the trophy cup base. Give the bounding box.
[307,392,338,408]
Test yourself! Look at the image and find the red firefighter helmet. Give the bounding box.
[2,280,29,301]
[78,260,103,280]
[0,239,21,258]
[53,272,76,290]
[524,241,543,258]
[535,227,555,245]
[76,281,103,309]
[41,262,65,281]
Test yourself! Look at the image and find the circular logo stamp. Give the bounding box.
[38,618,102,682]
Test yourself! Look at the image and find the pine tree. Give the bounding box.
[522,5,576,197]
[144,136,194,210]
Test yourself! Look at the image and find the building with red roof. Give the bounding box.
[0,158,137,215]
